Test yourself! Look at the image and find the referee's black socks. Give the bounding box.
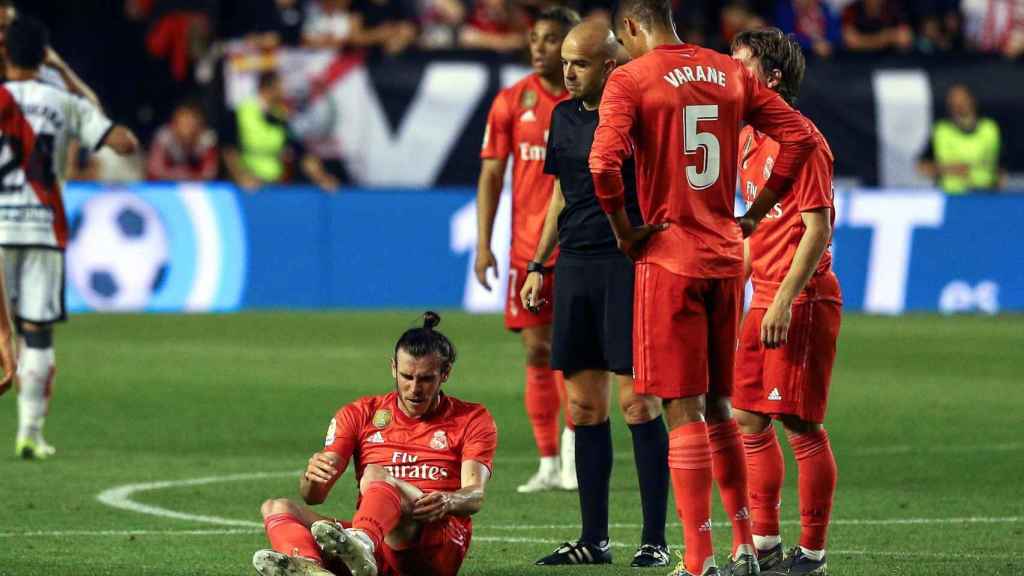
[629,415,670,548]
[575,419,613,546]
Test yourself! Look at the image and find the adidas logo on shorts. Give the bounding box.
[768,388,782,401]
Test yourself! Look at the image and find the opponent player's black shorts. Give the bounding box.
[550,253,634,376]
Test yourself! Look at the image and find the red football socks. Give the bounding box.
[709,419,754,555]
[787,429,837,551]
[264,513,322,563]
[525,365,561,457]
[352,481,404,551]
[668,421,714,575]
[742,427,785,540]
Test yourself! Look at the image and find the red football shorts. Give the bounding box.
[633,263,743,400]
[332,516,472,576]
[505,262,554,331]
[733,300,842,423]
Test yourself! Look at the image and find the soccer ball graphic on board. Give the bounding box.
[67,192,170,311]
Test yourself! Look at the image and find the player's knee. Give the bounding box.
[663,396,705,429]
[568,394,607,426]
[780,416,821,435]
[359,464,396,492]
[734,409,771,434]
[524,340,551,367]
[260,498,296,518]
[20,323,53,349]
[620,394,660,425]
[703,395,733,423]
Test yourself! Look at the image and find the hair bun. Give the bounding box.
[422,311,441,330]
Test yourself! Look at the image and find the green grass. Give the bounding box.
[0,312,1022,575]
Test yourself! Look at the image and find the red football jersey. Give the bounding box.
[590,43,821,278]
[739,124,842,309]
[324,392,497,494]
[481,73,569,268]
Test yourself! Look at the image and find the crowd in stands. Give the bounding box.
[128,0,1024,58]
[16,0,1014,191]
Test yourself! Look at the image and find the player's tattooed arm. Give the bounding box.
[300,451,346,505]
[761,207,831,348]
[412,460,491,522]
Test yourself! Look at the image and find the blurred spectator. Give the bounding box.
[775,0,842,58]
[218,0,306,48]
[918,84,1006,194]
[144,1,214,82]
[418,0,467,49]
[302,0,356,48]
[147,100,219,181]
[354,0,419,54]
[961,0,1024,58]
[841,0,914,52]
[459,0,529,52]
[222,71,340,193]
[720,1,767,50]
[267,0,306,46]
[303,0,417,54]
[909,0,961,52]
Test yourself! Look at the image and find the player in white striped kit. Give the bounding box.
[0,16,138,458]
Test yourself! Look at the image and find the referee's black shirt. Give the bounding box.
[544,99,642,258]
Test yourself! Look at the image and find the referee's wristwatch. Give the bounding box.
[526,261,551,275]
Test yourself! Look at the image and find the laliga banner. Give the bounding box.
[222,49,1024,187]
[64,183,1023,315]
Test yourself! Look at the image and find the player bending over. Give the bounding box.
[731,28,841,576]
[252,312,497,576]
[476,7,580,493]
[520,20,670,568]
[0,16,138,459]
[590,1,822,574]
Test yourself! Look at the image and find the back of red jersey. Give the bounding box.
[591,44,819,278]
[481,74,568,267]
[324,392,497,494]
[739,124,842,308]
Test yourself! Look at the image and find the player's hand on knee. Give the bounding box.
[411,491,451,523]
[474,249,498,291]
[520,272,547,312]
[760,302,792,349]
[304,451,339,484]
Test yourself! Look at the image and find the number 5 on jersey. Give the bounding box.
[684,105,720,190]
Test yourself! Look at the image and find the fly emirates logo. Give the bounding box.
[384,451,451,481]
[519,130,549,162]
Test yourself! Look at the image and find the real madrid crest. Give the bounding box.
[373,409,392,429]
[430,430,449,450]
[521,89,538,109]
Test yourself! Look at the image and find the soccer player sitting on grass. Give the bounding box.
[252,312,497,576]
[732,28,841,576]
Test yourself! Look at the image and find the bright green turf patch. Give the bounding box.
[0,312,1022,575]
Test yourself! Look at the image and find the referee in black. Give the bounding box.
[521,20,670,568]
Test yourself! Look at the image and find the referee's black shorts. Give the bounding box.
[550,253,634,377]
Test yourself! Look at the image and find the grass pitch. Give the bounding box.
[0,311,1021,575]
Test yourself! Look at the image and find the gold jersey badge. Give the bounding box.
[373,409,392,429]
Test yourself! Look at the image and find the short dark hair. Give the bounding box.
[257,70,280,91]
[394,311,457,374]
[615,0,673,32]
[732,27,806,106]
[5,16,49,71]
[535,6,581,31]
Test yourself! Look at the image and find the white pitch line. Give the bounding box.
[95,470,300,528]
[0,529,1016,562]
[93,471,1023,538]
